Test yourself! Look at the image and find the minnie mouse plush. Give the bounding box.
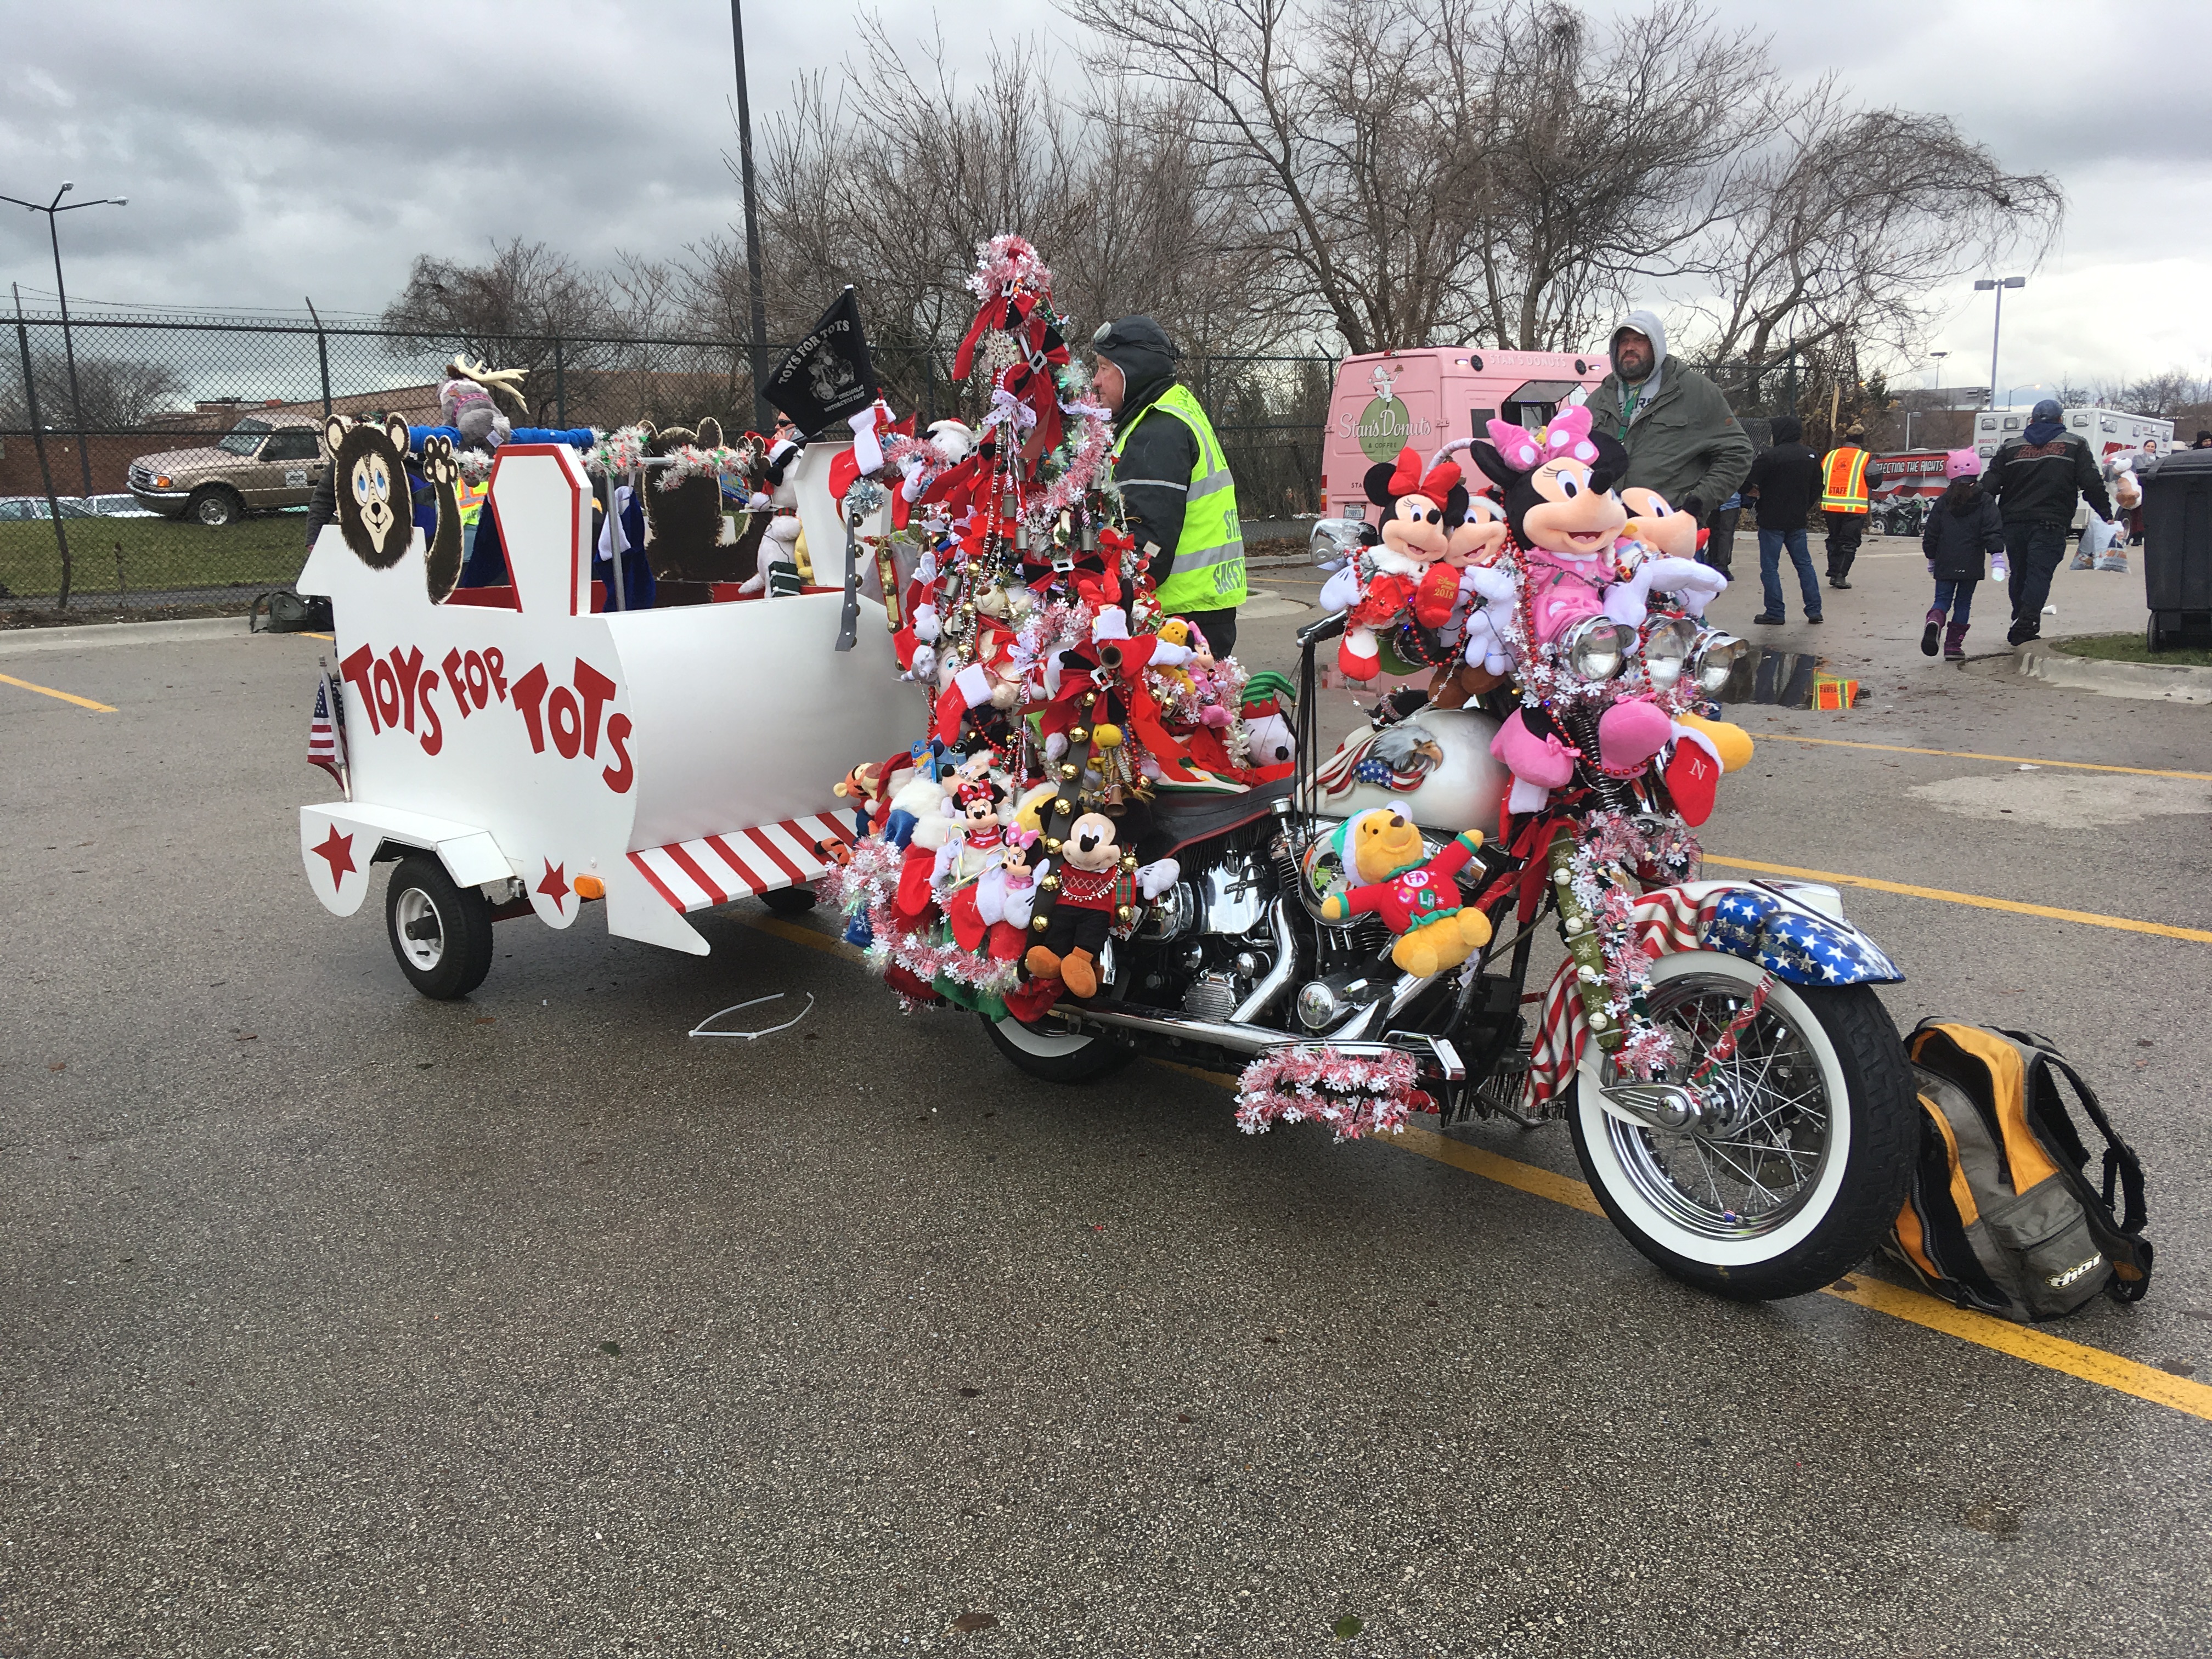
[1460,407,1676,803]
[1331,446,1466,680]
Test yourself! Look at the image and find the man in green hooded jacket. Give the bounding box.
[1582,308,1753,529]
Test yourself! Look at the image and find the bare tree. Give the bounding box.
[1690,84,2063,405]
[1061,0,1769,353]
[0,353,185,431]
[379,239,622,420]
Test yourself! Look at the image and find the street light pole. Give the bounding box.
[1974,276,2024,416]
[728,2,774,430]
[1,182,129,498]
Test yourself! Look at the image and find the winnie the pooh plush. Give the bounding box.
[1318,809,1492,978]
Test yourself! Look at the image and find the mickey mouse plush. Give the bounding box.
[1333,447,1466,681]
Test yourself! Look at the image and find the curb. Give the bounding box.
[2015,639,2212,706]
[0,616,251,658]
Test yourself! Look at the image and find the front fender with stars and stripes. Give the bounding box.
[1698,885,1903,986]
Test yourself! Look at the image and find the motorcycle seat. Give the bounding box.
[1139,776,1294,862]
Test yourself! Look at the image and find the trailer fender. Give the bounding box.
[301,802,507,918]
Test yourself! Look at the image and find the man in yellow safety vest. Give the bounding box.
[1818,423,1884,590]
[1093,315,1247,656]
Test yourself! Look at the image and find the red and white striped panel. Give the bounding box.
[628,813,857,914]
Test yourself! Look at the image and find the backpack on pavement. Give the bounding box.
[1887,1020,2152,1322]
[249,589,334,633]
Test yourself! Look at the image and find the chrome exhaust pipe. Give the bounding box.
[1053,1001,1296,1056]
[1230,899,1298,1023]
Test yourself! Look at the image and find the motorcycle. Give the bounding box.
[981,601,1919,1303]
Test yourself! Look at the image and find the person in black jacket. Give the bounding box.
[1742,415,1824,625]
[1920,450,2006,660]
[1980,397,2113,645]
[1092,315,1245,656]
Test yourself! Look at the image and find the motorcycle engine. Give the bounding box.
[1132,836,1284,1019]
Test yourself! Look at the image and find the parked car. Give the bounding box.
[128,416,326,527]
[86,492,157,518]
[0,494,96,520]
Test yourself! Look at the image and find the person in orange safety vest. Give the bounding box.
[1819,424,1884,590]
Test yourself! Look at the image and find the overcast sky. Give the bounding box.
[1,0,2203,402]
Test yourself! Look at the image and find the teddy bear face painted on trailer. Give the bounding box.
[322,413,465,604]
[325,413,417,571]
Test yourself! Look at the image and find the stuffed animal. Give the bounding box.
[1023,813,1178,999]
[1606,484,1726,627]
[1462,407,1676,802]
[1334,447,1466,680]
[1317,809,1492,978]
[1445,490,1514,676]
[438,356,527,452]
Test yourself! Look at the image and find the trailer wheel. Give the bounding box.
[759,885,818,916]
[385,854,494,1000]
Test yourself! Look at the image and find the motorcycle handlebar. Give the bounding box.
[1297,610,1348,651]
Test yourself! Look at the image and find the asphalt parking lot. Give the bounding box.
[4,541,2209,1657]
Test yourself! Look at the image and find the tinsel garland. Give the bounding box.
[1552,811,1701,1079]
[1235,1047,1432,1142]
[1145,653,1248,731]
[966,234,1054,307]
[1023,392,1116,526]
[816,837,1022,1002]
[1008,597,1095,683]
[452,424,771,495]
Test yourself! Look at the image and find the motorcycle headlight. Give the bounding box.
[1562,617,1634,681]
[1688,629,1747,696]
[1642,617,1700,689]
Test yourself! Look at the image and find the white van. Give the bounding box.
[1972,407,2173,464]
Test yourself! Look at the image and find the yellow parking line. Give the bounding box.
[1757,732,2212,783]
[0,670,115,713]
[1701,855,2212,945]
[733,912,2211,1421]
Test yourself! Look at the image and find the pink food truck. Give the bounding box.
[1317,347,1612,535]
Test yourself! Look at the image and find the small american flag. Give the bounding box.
[308,669,349,795]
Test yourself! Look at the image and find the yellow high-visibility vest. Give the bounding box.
[1821,447,1871,514]
[1112,383,1247,612]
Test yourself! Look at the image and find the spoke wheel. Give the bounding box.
[1571,949,1915,1300]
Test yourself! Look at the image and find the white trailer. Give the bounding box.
[296,441,919,997]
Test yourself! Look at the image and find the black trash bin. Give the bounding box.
[2139,450,2212,650]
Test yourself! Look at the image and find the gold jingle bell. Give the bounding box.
[1115,905,1134,925]
[1039,874,1062,893]
[1031,916,1049,933]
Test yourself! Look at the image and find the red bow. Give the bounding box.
[1386,445,1463,503]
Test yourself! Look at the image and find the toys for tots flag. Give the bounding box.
[766,287,878,438]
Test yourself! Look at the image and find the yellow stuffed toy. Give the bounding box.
[1677,709,1753,772]
[1319,811,1493,979]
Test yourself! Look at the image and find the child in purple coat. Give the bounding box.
[1921,449,2008,660]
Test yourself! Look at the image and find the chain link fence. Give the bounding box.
[2,309,1333,612]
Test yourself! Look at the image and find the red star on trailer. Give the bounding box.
[312,825,357,889]
[537,859,569,907]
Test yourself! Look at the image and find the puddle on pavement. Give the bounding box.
[1908,772,2212,829]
